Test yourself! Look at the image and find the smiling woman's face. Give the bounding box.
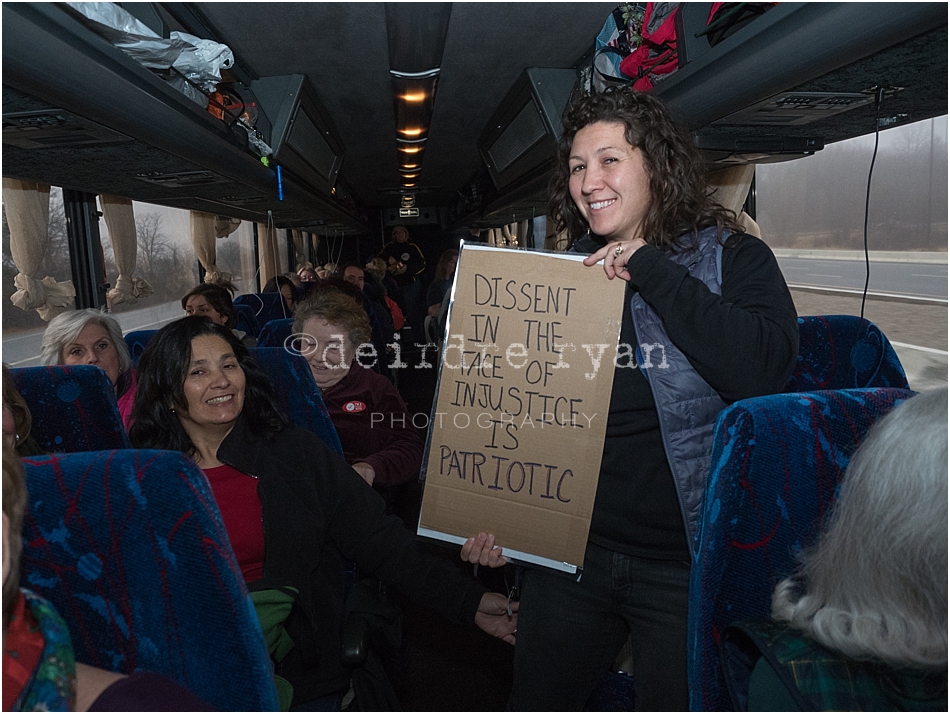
[568,120,652,243]
[299,317,353,391]
[176,335,246,433]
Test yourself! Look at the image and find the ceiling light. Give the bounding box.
[403,182,416,187]
[399,146,422,153]
[401,164,419,170]
[401,173,418,178]
[401,92,427,103]
[399,128,424,137]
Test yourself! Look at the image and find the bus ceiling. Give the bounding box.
[2,2,946,233]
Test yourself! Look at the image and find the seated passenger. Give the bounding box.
[128,317,516,710]
[341,263,397,353]
[3,364,43,457]
[2,450,214,711]
[182,283,257,348]
[294,288,421,489]
[427,249,458,319]
[39,309,136,429]
[721,387,948,711]
[298,266,318,283]
[364,258,406,333]
[262,275,297,315]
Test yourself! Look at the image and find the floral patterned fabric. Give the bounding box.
[4,590,76,712]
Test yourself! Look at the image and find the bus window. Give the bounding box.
[757,116,948,391]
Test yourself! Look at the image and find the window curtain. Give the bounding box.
[497,222,522,247]
[2,178,75,321]
[257,222,279,286]
[190,211,239,285]
[709,164,761,238]
[308,232,320,269]
[101,195,152,305]
[290,230,309,271]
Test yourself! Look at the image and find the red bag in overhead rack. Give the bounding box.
[619,2,680,92]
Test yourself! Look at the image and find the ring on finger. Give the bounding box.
[614,243,624,257]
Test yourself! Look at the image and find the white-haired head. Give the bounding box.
[772,387,948,667]
[40,308,132,390]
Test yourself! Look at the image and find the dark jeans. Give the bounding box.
[510,541,691,711]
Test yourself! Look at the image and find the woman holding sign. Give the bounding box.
[464,88,798,710]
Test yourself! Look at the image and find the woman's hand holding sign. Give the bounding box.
[461,532,508,568]
[582,237,648,281]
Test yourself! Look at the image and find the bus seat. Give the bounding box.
[234,302,262,338]
[11,365,130,452]
[20,449,280,712]
[250,347,344,455]
[785,315,909,392]
[123,329,158,365]
[235,293,294,332]
[687,387,916,711]
[258,318,295,348]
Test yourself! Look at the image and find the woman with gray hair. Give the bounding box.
[293,288,423,494]
[40,308,136,428]
[722,387,948,711]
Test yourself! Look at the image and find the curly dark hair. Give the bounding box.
[549,88,742,252]
[129,317,288,456]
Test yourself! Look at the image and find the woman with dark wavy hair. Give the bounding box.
[129,316,516,710]
[464,88,798,710]
[181,282,257,348]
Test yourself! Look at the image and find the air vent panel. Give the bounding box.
[3,109,132,148]
[714,92,877,126]
[134,170,230,188]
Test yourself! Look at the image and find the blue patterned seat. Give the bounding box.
[785,315,909,392]
[687,388,916,711]
[235,293,294,334]
[250,347,343,455]
[11,365,130,453]
[123,329,158,365]
[258,318,295,348]
[20,449,280,712]
[234,302,263,339]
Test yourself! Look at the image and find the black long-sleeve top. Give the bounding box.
[217,415,486,702]
[590,234,798,559]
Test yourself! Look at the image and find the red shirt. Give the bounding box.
[203,464,265,584]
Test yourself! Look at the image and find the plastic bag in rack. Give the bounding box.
[65,2,233,106]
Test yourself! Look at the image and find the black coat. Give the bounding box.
[217,415,487,702]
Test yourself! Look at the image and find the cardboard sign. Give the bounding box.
[418,243,624,573]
